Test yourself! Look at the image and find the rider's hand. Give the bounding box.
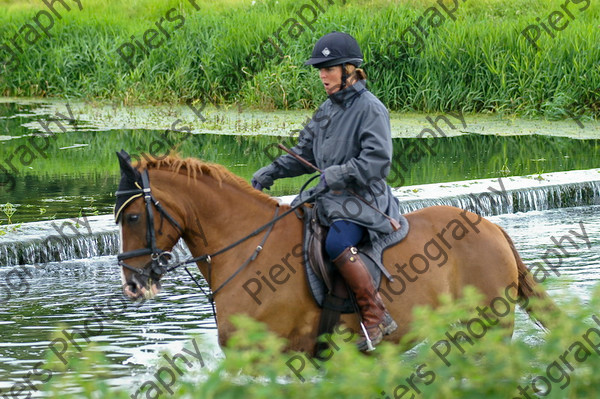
[315,174,329,193]
[251,177,264,191]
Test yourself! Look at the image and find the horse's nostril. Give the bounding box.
[128,281,138,293]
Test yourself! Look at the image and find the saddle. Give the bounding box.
[300,204,409,354]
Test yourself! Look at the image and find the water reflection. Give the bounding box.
[0,102,599,223]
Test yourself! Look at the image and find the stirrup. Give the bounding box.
[356,327,382,352]
[356,313,397,352]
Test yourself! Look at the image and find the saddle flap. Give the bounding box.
[306,209,333,291]
[302,204,404,313]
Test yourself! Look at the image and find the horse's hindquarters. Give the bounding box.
[375,206,519,341]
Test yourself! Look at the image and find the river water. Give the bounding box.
[1,101,599,223]
[0,205,598,394]
[0,100,599,395]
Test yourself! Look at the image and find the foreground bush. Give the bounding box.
[36,283,600,398]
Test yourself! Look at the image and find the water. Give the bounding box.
[395,170,600,216]
[0,257,219,394]
[1,101,599,223]
[1,169,599,267]
[0,205,598,395]
[0,215,121,267]
[1,99,600,395]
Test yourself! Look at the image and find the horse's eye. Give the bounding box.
[126,214,140,224]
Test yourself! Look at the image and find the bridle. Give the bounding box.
[115,168,319,321]
[116,169,184,281]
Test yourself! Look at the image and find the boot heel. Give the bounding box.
[381,313,398,335]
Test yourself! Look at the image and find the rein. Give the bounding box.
[181,205,280,323]
[116,168,321,324]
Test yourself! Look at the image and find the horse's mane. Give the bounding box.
[135,155,279,206]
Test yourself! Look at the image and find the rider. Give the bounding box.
[251,31,399,351]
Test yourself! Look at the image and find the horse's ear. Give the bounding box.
[116,149,131,164]
[115,150,142,223]
[116,149,137,181]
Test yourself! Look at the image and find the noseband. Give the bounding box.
[116,169,183,281]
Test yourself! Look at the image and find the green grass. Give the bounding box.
[0,0,598,118]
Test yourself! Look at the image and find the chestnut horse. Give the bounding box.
[116,153,553,352]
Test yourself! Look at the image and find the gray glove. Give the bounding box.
[251,178,264,191]
[252,165,276,190]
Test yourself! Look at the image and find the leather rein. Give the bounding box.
[115,169,317,323]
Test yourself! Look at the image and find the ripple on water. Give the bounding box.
[0,255,218,392]
[1,206,599,394]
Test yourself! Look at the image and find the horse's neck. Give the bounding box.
[159,170,319,349]
[170,173,297,283]
[182,177,279,253]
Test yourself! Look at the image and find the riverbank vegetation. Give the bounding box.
[35,285,600,398]
[0,0,598,118]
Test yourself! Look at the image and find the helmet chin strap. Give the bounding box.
[340,62,347,90]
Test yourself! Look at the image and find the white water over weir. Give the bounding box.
[0,216,121,267]
[1,169,599,267]
[393,169,600,216]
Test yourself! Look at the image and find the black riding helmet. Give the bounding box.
[304,31,363,69]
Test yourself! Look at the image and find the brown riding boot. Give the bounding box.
[333,247,398,351]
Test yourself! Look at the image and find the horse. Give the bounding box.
[115,152,555,353]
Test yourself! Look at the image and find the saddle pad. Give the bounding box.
[303,206,410,313]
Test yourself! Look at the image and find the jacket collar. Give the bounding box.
[328,79,367,107]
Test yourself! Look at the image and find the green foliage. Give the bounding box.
[36,284,600,398]
[30,327,118,398]
[1,202,16,224]
[0,202,21,234]
[0,0,598,117]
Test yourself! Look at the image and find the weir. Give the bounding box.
[1,169,598,267]
[393,169,600,216]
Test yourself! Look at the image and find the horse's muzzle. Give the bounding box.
[123,271,162,300]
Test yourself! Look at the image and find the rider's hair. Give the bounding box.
[345,64,367,81]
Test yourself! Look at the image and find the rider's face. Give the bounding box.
[319,66,343,95]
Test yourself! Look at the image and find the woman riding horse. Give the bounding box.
[252,32,399,351]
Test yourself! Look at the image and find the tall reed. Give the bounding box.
[0,0,597,117]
